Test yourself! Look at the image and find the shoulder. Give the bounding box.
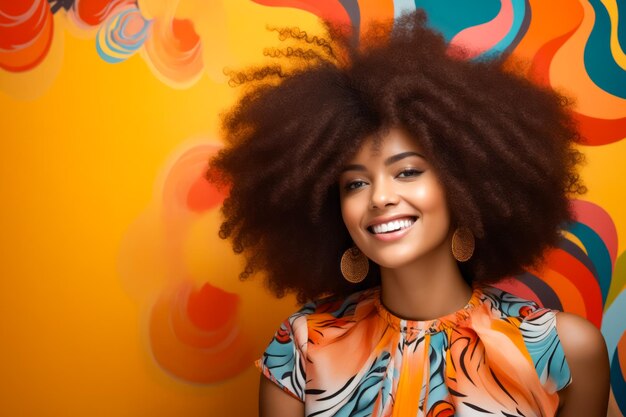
[554,312,607,360]
[554,312,610,415]
[555,312,609,381]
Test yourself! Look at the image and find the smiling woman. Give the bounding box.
[208,9,609,417]
[338,128,452,276]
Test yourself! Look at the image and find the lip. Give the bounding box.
[365,214,417,243]
[366,214,418,229]
[370,224,414,242]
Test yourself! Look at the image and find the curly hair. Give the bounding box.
[208,10,585,303]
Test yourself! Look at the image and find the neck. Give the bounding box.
[379,242,473,321]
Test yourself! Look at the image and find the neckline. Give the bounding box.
[372,285,485,334]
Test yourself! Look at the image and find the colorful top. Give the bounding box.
[256,285,572,417]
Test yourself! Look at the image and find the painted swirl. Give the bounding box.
[0,0,54,72]
[96,6,151,63]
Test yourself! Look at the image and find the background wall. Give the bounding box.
[1,0,624,416]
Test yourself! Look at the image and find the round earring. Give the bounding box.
[451,227,475,262]
[340,246,369,284]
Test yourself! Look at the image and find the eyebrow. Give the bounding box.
[340,151,424,173]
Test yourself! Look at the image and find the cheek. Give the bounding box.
[340,199,358,231]
[340,195,367,243]
[412,182,448,213]
[411,181,452,236]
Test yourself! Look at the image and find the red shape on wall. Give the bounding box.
[0,0,54,72]
[187,169,228,213]
[187,283,239,332]
[573,113,626,146]
[75,0,134,26]
[171,18,200,51]
[149,281,252,384]
[251,0,351,25]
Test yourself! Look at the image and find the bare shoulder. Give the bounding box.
[555,312,606,355]
[555,312,610,417]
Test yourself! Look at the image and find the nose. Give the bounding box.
[369,177,399,209]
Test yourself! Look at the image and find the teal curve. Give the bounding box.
[585,0,626,98]
[488,0,529,57]
[567,222,612,306]
[412,0,500,42]
[96,9,151,64]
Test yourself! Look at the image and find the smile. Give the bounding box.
[368,217,417,234]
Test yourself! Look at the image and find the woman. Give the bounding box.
[209,10,609,417]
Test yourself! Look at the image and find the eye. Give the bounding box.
[345,180,367,191]
[397,168,423,178]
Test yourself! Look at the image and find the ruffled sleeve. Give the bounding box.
[519,308,573,393]
[256,305,312,401]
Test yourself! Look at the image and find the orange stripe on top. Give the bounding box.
[393,333,430,417]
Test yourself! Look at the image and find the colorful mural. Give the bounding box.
[1,0,624,416]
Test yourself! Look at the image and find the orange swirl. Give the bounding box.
[0,0,53,72]
[149,281,252,383]
[72,0,135,27]
[161,143,226,220]
[143,17,204,87]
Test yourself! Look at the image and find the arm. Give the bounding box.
[555,312,610,417]
[259,374,305,417]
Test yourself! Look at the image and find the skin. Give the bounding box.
[259,127,609,416]
[338,127,472,320]
[555,312,610,416]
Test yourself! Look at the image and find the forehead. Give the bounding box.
[350,127,423,161]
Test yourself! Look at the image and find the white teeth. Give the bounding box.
[371,218,415,234]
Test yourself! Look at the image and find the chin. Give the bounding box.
[366,253,419,270]
[363,244,446,270]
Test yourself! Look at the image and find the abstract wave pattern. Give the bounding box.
[142,16,203,88]
[604,254,626,415]
[417,0,530,58]
[118,141,252,383]
[585,0,626,98]
[0,0,54,71]
[65,0,136,28]
[251,0,626,145]
[3,0,626,142]
[2,0,203,87]
[96,5,151,63]
[149,280,251,383]
[528,0,626,145]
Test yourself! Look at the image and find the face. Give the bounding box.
[338,127,453,269]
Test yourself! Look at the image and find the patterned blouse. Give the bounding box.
[256,285,572,417]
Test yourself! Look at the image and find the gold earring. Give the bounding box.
[452,227,475,262]
[340,246,369,283]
